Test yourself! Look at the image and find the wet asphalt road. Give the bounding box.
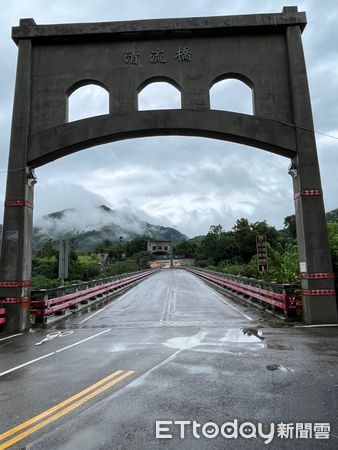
[0,269,337,449]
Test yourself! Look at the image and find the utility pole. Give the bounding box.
[170,242,173,269]
[58,240,69,285]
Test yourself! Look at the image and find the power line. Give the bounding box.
[0,166,28,175]
[278,121,338,141]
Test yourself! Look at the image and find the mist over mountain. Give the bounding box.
[32,205,187,251]
[1,207,338,253]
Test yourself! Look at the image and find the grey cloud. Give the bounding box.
[33,183,107,221]
[0,0,337,237]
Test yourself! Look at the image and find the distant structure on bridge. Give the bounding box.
[147,240,173,268]
[147,240,172,255]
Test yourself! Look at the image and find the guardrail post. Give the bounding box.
[80,282,89,304]
[56,286,65,298]
[0,307,6,326]
[42,289,49,303]
[283,284,298,319]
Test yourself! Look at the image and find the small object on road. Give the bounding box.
[34,330,73,346]
[266,364,280,371]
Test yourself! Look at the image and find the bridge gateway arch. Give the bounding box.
[1,6,337,332]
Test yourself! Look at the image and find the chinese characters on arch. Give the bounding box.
[124,47,192,65]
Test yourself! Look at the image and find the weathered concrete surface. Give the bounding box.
[27,110,297,167]
[0,39,34,333]
[12,9,306,43]
[0,270,337,449]
[1,6,337,331]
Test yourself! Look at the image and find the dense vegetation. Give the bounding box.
[174,209,338,285]
[32,236,155,289]
[31,209,338,289]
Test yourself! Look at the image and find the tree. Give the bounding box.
[230,219,279,263]
[208,224,224,236]
[36,239,58,258]
[174,240,197,258]
[133,251,155,269]
[233,218,251,232]
[283,215,297,239]
[94,240,121,261]
[326,208,338,223]
[328,222,338,275]
[232,218,255,263]
[32,256,58,279]
[125,236,148,256]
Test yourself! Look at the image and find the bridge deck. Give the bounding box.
[0,269,337,448]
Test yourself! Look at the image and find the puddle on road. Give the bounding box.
[266,364,295,373]
[164,330,208,350]
[164,328,265,352]
[221,328,264,343]
[242,328,265,341]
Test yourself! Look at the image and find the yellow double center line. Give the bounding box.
[0,369,134,449]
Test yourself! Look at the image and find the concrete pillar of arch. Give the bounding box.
[286,25,337,324]
[181,84,210,110]
[0,39,34,333]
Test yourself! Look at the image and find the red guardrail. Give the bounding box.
[0,307,6,325]
[31,269,158,323]
[185,267,301,318]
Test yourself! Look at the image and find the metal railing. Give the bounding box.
[31,269,158,324]
[184,266,302,319]
[0,307,5,326]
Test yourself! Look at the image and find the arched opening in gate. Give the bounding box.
[210,75,254,115]
[138,78,181,110]
[67,81,110,122]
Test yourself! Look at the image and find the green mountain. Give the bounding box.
[32,205,187,251]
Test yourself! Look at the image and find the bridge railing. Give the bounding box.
[183,267,302,319]
[31,268,158,324]
[0,307,6,326]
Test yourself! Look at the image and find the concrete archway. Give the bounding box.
[1,7,337,332]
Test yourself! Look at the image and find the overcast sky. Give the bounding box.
[0,0,337,238]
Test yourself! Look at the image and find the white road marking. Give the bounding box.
[125,349,181,388]
[35,330,74,346]
[79,291,131,324]
[0,333,23,342]
[160,281,172,323]
[293,324,338,328]
[54,329,111,353]
[0,352,55,377]
[170,285,177,314]
[211,291,253,321]
[0,329,111,377]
